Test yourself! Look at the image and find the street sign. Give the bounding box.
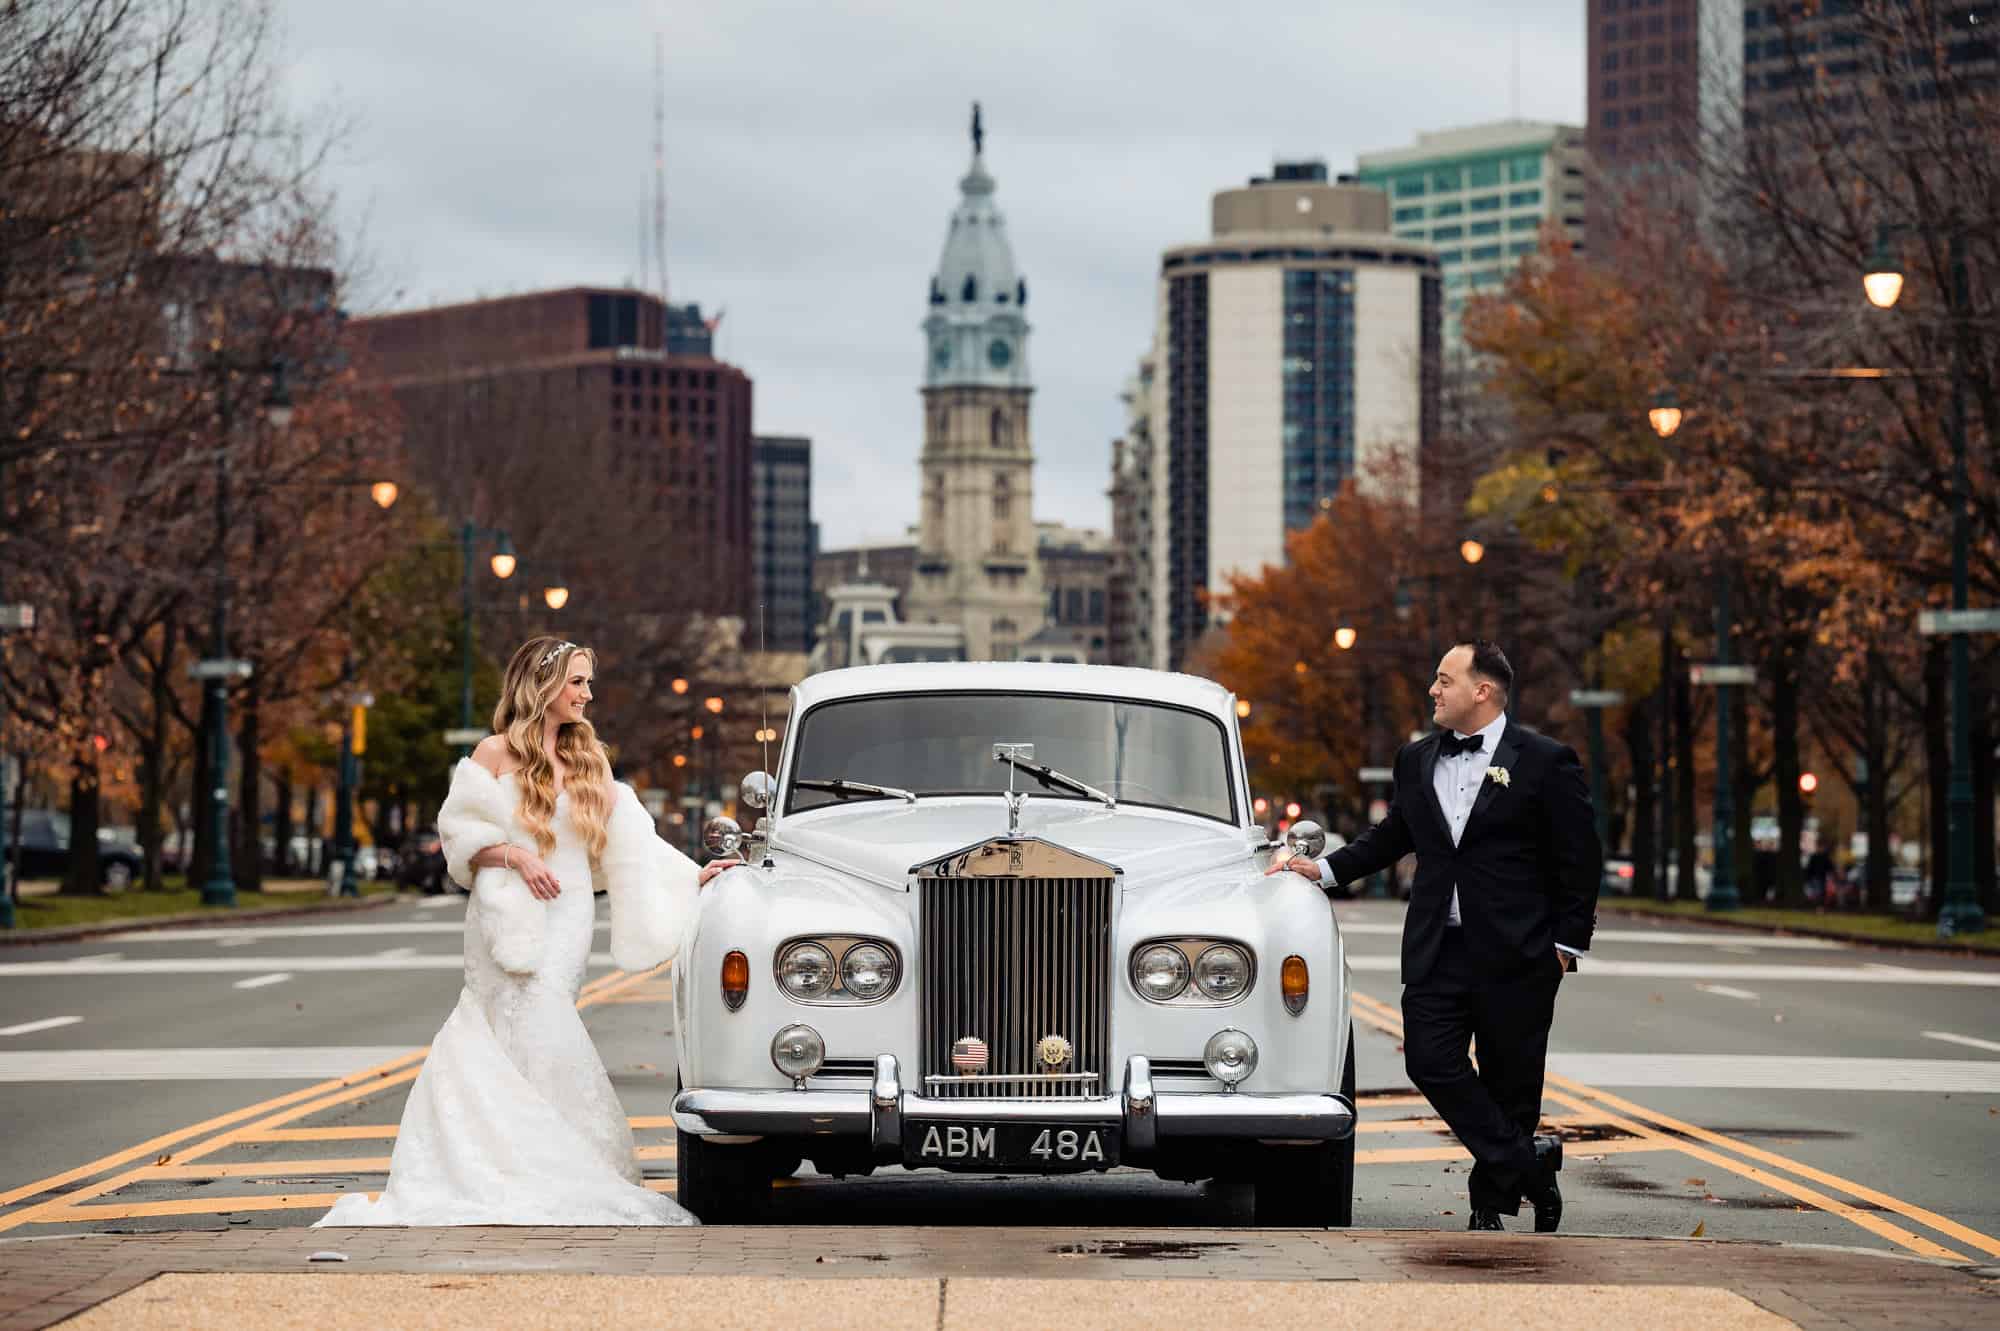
[1569,689,1627,707]
[0,603,34,630]
[442,727,486,746]
[1919,608,2000,635]
[1358,766,1394,783]
[1689,664,1756,686]
[188,658,253,681]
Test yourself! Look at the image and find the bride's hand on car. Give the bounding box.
[698,858,743,888]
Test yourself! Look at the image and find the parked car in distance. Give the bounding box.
[398,829,447,894]
[15,810,142,892]
[1601,858,1636,895]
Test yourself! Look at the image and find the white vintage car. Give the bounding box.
[670,662,1355,1224]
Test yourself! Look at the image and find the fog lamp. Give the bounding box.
[771,1023,825,1085]
[1203,1028,1258,1089]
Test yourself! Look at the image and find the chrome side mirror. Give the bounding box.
[739,770,775,810]
[703,815,744,858]
[1284,820,1326,861]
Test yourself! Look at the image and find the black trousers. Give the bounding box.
[1401,928,1563,1214]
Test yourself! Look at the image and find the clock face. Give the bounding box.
[987,338,1012,370]
[932,340,951,370]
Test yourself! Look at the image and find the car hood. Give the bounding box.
[768,798,1257,889]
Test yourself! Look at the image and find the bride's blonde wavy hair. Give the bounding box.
[493,636,614,865]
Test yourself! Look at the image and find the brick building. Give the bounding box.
[355,287,754,608]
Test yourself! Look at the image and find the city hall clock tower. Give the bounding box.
[903,104,1043,662]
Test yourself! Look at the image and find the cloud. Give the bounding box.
[278,0,1584,547]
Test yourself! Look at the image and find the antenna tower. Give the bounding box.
[653,33,670,318]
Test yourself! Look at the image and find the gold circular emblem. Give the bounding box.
[1037,1034,1072,1069]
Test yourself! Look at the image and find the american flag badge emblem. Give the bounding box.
[951,1036,990,1072]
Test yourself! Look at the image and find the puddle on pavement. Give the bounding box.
[1047,1239,1242,1260]
[1658,1125,1855,1143]
[1406,1248,1547,1273]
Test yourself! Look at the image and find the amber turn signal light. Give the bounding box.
[721,950,749,1011]
[1280,954,1309,1015]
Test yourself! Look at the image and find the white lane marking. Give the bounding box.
[416,895,463,909]
[72,952,123,963]
[102,919,599,943]
[1337,922,1844,949]
[1923,1030,2000,1054]
[375,947,418,961]
[0,1048,416,1081]
[232,972,293,990]
[1547,1053,2000,1093]
[1344,957,2000,985]
[1695,983,1761,1000]
[0,1015,84,1037]
[0,954,619,976]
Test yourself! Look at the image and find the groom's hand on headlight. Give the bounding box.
[1264,855,1322,882]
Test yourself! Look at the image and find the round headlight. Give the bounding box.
[1203,1027,1259,1086]
[1194,944,1253,1001]
[771,1023,825,1081]
[777,941,834,999]
[1133,944,1190,1002]
[841,942,897,1000]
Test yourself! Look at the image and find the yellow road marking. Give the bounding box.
[627,1115,678,1130]
[1357,1112,1611,1135]
[0,966,650,1232]
[1349,987,1991,1263]
[633,1145,678,1161]
[60,1193,358,1220]
[145,1159,392,1180]
[241,1125,401,1142]
[641,1179,680,1194]
[1551,1077,2000,1261]
[1358,1138,1668,1166]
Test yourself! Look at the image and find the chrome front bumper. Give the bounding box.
[670,1055,1355,1158]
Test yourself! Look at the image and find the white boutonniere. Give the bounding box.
[1486,766,1511,788]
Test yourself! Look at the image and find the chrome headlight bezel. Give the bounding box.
[840,941,898,1000]
[772,935,903,1006]
[776,940,835,1000]
[1129,937,1257,1006]
[1193,943,1253,1001]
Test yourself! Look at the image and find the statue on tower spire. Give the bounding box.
[971,101,984,156]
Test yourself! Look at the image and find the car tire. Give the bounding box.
[673,1123,780,1224]
[101,860,134,894]
[1252,1028,1357,1227]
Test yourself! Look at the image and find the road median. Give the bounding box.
[1597,897,2000,956]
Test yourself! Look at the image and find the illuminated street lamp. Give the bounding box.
[1863,228,1905,309]
[1333,622,1357,651]
[1459,539,1486,566]
[543,582,570,611]
[703,695,724,715]
[1648,390,1683,439]
[1234,699,1252,719]
[370,481,400,510]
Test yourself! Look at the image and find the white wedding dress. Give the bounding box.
[317,774,697,1226]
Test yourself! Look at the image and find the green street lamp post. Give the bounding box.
[456,521,517,757]
[1867,230,1984,937]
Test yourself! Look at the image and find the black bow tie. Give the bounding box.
[1438,732,1485,759]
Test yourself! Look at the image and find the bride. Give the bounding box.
[317,636,739,1226]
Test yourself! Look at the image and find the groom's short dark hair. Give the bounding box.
[1456,639,1514,702]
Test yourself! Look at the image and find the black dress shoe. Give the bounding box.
[1467,1208,1505,1231]
[1526,1135,1564,1232]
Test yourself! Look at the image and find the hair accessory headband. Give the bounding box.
[538,641,578,673]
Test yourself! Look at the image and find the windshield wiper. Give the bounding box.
[793,777,919,804]
[993,752,1116,810]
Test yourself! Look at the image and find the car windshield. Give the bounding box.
[785,692,1237,824]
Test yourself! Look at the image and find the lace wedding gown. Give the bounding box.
[317,776,696,1226]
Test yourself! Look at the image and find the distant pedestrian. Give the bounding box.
[1269,640,1601,1232]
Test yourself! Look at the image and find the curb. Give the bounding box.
[1596,901,2000,958]
[0,890,406,947]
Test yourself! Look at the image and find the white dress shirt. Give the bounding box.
[1319,710,1581,958]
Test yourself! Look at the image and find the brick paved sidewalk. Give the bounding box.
[2,1226,1994,1330]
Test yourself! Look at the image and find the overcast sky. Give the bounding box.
[278,1,1585,550]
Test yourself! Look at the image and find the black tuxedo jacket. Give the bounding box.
[1327,723,1602,985]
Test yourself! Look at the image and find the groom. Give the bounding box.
[1273,640,1601,1231]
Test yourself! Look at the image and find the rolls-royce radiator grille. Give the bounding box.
[921,875,1113,1100]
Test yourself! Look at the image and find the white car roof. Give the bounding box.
[793,662,1237,722]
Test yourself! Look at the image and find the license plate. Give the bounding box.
[903,1119,1121,1173]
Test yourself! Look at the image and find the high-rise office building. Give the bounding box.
[1105,353,1157,668]
[1585,0,1741,173]
[1356,121,1588,351]
[1147,161,1442,670]
[751,435,814,654]
[357,287,754,609]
